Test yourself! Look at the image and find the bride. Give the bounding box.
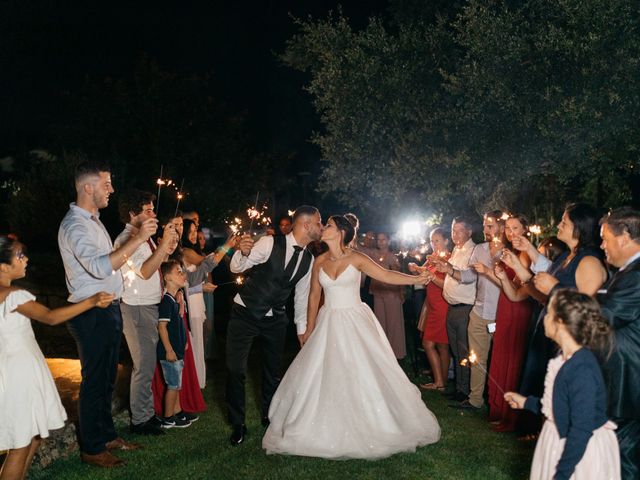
[262,214,441,459]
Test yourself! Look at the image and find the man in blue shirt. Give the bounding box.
[58,160,157,468]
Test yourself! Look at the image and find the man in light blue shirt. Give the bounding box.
[58,160,157,468]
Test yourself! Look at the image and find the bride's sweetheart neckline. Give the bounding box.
[320,263,357,282]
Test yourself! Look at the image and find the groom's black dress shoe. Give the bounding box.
[229,425,247,446]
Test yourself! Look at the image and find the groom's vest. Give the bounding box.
[238,235,312,319]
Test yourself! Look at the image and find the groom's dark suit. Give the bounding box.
[598,256,640,479]
[226,234,313,429]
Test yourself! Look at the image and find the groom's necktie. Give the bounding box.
[284,245,303,280]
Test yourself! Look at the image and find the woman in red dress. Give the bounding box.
[488,215,532,431]
[416,227,451,391]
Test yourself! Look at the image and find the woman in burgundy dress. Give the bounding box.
[488,215,532,431]
[414,228,451,391]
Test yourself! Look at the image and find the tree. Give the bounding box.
[283,0,640,222]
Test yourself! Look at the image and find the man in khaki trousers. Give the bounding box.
[441,211,504,409]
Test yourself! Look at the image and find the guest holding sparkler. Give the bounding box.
[432,216,476,403]
[58,161,155,467]
[488,214,533,431]
[504,289,620,480]
[435,211,505,410]
[114,190,178,436]
[410,227,451,391]
[180,218,236,389]
[505,204,607,406]
[369,232,406,359]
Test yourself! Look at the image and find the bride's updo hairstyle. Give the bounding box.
[344,213,359,248]
[329,215,356,247]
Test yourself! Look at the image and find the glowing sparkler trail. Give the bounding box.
[460,349,504,395]
[174,178,185,217]
[156,164,164,215]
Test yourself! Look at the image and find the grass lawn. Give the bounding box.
[29,346,534,480]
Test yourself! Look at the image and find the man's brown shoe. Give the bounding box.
[106,437,142,451]
[80,451,125,468]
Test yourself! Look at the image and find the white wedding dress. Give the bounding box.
[262,264,440,459]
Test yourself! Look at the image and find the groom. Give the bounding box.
[226,205,322,445]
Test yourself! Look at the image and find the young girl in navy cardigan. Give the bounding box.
[504,289,620,480]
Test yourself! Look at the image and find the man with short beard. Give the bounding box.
[225,206,322,446]
[58,161,157,468]
[446,211,505,410]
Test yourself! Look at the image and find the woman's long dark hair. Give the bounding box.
[564,203,601,252]
[181,218,202,255]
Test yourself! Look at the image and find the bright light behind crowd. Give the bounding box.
[401,221,422,240]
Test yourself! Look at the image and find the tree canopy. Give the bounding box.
[283,0,640,221]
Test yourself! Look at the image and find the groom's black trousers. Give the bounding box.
[226,303,289,426]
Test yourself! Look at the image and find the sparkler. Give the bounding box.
[174,178,185,217]
[225,195,271,236]
[156,165,164,215]
[217,276,245,287]
[122,256,138,288]
[529,225,542,245]
[248,191,260,232]
[460,350,504,396]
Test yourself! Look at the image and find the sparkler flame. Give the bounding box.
[124,259,137,287]
[460,349,504,395]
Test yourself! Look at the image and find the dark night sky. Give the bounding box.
[2,0,389,164]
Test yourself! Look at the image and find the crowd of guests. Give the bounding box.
[369,204,638,480]
[0,159,639,479]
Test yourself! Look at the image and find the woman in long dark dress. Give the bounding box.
[488,215,533,431]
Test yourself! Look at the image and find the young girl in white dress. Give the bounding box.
[504,289,620,480]
[0,236,113,480]
[262,215,440,460]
